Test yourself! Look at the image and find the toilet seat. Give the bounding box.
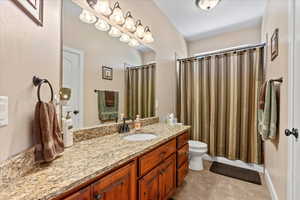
[189,140,207,150]
[189,148,207,153]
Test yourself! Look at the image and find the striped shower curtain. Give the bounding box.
[176,47,264,164]
[125,63,156,119]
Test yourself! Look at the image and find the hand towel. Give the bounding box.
[258,81,278,141]
[34,102,64,162]
[259,82,267,110]
[105,91,115,107]
[97,90,119,122]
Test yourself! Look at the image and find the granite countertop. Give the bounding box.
[0,123,190,200]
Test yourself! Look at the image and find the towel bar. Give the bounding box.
[270,77,283,83]
[33,76,54,102]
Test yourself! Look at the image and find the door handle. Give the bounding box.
[73,110,80,115]
[285,128,299,139]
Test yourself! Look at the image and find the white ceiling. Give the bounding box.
[153,0,267,41]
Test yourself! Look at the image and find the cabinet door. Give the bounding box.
[177,161,188,187]
[63,187,91,200]
[177,144,189,168]
[92,162,136,200]
[139,165,160,200]
[159,154,176,200]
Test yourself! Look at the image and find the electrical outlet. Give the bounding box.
[0,96,8,127]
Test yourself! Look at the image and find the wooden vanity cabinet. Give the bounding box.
[158,154,177,199]
[139,139,176,177]
[91,162,136,200]
[176,132,189,186]
[177,144,189,168]
[139,163,160,200]
[139,154,176,200]
[60,132,189,200]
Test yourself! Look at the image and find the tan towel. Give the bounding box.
[34,102,64,162]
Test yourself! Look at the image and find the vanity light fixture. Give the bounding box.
[79,9,97,24]
[128,38,139,47]
[123,12,136,32]
[93,0,112,16]
[82,0,154,48]
[195,0,221,11]
[108,26,122,37]
[109,2,125,25]
[120,33,131,43]
[95,18,110,31]
[135,20,145,39]
[143,26,154,43]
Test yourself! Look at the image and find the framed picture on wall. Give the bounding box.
[102,66,113,80]
[271,28,279,61]
[12,0,44,26]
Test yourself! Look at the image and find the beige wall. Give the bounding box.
[188,26,261,56]
[0,0,62,161]
[261,0,289,199]
[0,0,187,161]
[63,0,143,127]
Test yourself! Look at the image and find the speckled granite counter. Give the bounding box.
[0,123,190,200]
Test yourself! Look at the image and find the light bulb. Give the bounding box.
[128,38,139,47]
[109,2,125,25]
[108,27,122,37]
[143,27,154,43]
[123,12,136,32]
[120,33,130,43]
[135,20,145,38]
[94,0,112,16]
[95,19,110,31]
[79,9,97,24]
[196,0,221,11]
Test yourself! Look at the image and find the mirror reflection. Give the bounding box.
[62,0,156,129]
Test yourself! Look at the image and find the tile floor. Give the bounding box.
[172,161,271,200]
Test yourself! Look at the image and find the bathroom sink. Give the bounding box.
[123,133,157,141]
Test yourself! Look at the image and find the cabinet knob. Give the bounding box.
[160,151,166,158]
[94,193,103,200]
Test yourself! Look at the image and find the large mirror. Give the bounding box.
[62,0,156,129]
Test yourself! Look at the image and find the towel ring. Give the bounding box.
[33,76,54,102]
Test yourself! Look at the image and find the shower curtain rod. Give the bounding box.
[125,62,156,69]
[177,43,266,61]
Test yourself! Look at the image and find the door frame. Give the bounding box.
[62,46,85,129]
[287,0,296,199]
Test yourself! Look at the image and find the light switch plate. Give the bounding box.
[0,96,8,127]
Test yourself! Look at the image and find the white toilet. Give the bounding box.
[188,140,208,171]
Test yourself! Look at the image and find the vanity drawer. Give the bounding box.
[139,139,176,176]
[63,187,91,200]
[177,161,188,186]
[177,132,189,149]
[177,144,189,168]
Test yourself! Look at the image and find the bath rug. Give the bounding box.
[210,162,262,185]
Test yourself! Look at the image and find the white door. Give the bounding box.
[288,1,300,200]
[62,47,84,129]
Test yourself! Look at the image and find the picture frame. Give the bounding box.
[12,0,44,26]
[271,28,279,61]
[102,66,113,80]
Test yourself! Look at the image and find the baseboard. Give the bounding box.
[202,154,264,173]
[265,169,279,200]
